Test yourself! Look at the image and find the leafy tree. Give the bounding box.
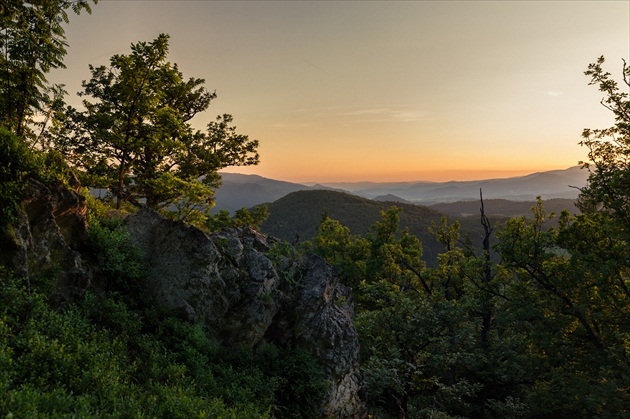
[0,0,96,139]
[578,56,630,229]
[53,34,259,220]
[306,213,369,289]
[0,127,40,225]
[206,205,270,232]
[0,127,75,227]
[310,206,542,418]
[495,199,630,415]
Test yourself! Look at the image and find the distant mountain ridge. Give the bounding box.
[215,167,588,212]
[319,167,588,204]
[213,173,341,213]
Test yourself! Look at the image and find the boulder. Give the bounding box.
[0,184,365,417]
[125,207,365,417]
[0,179,91,300]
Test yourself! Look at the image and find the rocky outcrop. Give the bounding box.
[125,207,365,417]
[0,179,91,300]
[1,179,365,417]
[281,255,364,418]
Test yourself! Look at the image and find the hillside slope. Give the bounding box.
[430,198,580,218]
[260,190,496,263]
[217,167,588,212]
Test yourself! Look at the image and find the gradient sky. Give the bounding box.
[50,1,630,183]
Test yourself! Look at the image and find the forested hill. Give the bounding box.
[259,189,494,263]
[430,198,580,218]
[213,173,321,214]
[215,167,587,214]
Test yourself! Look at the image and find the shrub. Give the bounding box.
[0,128,40,226]
[206,205,269,232]
[86,221,146,297]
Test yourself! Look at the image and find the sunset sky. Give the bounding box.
[50,1,630,183]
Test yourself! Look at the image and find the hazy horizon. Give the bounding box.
[221,165,583,185]
[51,1,629,182]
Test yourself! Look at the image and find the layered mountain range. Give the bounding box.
[215,167,588,213]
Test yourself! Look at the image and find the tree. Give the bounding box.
[306,213,370,290]
[484,57,630,417]
[53,34,259,220]
[0,0,96,139]
[495,200,630,415]
[0,127,40,225]
[206,205,270,232]
[578,56,630,230]
[311,209,494,417]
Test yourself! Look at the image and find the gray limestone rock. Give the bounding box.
[125,208,365,417]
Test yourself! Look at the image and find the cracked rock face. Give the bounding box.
[0,179,91,301]
[2,183,365,417]
[125,208,365,417]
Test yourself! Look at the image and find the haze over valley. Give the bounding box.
[214,166,588,214]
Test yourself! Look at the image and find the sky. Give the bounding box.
[50,1,630,183]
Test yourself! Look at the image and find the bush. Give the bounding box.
[86,221,146,297]
[0,128,40,226]
[206,205,269,232]
[0,271,274,418]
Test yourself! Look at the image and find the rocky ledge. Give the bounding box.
[126,207,365,417]
[1,178,365,417]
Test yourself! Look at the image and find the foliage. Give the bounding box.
[0,0,96,139]
[52,34,259,221]
[207,205,269,232]
[0,244,329,418]
[0,128,40,225]
[0,127,76,228]
[311,191,630,417]
[495,199,630,415]
[85,220,146,298]
[263,345,329,418]
[578,56,630,229]
[354,210,502,417]
[304,213,369,289]
[0,270,273,418]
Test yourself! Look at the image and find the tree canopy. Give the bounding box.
[52,34,259,222]
[579,56,630,231]
[303,57,630,417]
[0,0,96,139]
